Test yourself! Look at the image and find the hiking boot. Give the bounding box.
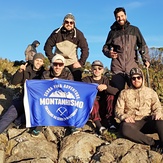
[109,125,117,132]
[70,127,81,134]
[151,145,163,154]
[150,141,163,154]
[99,126,107,135]
[31,129,41,137]
[99,127,117,142]
[157,147,163,154]
[30,126,43,137]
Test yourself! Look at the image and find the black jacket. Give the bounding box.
[44,26,89,66]
[102,21,150,74]
[11,64,45,86]
[41,67,74,80]
[82,75,119,98]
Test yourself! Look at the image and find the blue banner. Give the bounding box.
[24,79,98,128]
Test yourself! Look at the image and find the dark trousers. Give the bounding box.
[67,65,82,81]
[120,117,163,146]
[111,73,131,91]
[0,105,18,133]
[90,95,114,127]
[110,73,131,110]
[0,98,25,134]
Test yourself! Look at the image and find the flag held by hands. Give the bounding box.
[24,79,98,128]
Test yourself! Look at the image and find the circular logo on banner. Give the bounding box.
[40,83,84,121]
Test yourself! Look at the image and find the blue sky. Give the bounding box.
[0,0,163,68]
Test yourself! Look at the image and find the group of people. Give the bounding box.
[1,7,163,154]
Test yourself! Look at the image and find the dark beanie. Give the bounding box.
[33,53,44,61]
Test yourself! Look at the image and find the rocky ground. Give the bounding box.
[0,86,163,163]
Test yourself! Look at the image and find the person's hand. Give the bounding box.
[19,62,28,72]
[97,84,107,91]
[73,61,81,68]
[144,61,150,68]
[125,116,135,123]
[152,114,162,120]
[110,47,118,59]
[52,77,58,80]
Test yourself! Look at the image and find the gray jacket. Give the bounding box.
[25,40,40,61]
[102,21,150,74]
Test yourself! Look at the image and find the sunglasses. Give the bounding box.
[64,20,74,25]
[131,76,142,81]
[52,62,64,67]
[93,67,103,71]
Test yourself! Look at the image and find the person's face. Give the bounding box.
[63,18,75,31]
[33,58,44,70]
[52,59,64,76]
[91,66,104,77]
[115,11,127,26]
[36,43,40,47]
[131,75,143,88]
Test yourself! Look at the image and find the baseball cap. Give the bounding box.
[130,67,143,77]
[52,54,65,64]
[92,60,104,67]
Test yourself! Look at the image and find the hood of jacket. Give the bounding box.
[110,20,130,31]
[130,68,145,89]
[55,26,77,38]
[32,40,40,47]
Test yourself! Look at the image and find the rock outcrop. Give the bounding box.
[0,86,163,163]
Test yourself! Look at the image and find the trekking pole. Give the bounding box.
[139,49,150,87]
[146,67,150,88]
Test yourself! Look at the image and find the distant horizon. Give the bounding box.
[1,46,162,63]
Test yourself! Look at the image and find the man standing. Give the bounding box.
[102,7,150,91]
[115,67,163,154]
[44,13,89,81]
[25,40,40,64]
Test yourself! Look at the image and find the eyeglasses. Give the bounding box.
[93,67,103,71]
[131,76,142,81]
[64,20,74,25]
[52,62,64,67]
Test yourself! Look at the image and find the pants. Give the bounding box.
[67,65,82,81]
[0,105,18,133]
[111,73,131,91]
[120,117,163,146]
[110,73,131,111]
[90,95,114,127]
[0,97,25,134]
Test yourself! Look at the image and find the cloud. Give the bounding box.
[125,1,143,9]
